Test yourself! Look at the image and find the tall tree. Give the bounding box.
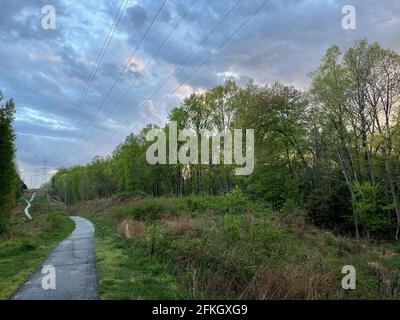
[0,91,17,233]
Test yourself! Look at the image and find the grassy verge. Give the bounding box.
[71,190,400,300]
[80,213,185,299]
[0,194,75,299]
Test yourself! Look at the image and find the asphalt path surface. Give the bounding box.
[23,192,36,220]
[12,216,98,300]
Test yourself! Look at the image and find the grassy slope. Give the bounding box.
[90,215,184,299]
[71,193,400,300]
[0,194,75,299]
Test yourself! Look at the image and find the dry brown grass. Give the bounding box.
[239,262,336,300]
[366,261,400,298]
[184,256,337,300]
[118,219,146,239]
[161,215,199,236]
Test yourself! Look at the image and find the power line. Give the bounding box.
[79,0,198,151]
[49,0,128,163]
[29,168,43,189]
[48,0,130,164]
[148,0,273,119]
[61,0,244,165]
[57,0,168,164]
[37,159,50,189]
[32,168,42,189]
[80,0,271,162]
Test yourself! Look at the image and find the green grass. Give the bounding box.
[87,216,184,299]
[71,192,400,300]
[0,195,75,299]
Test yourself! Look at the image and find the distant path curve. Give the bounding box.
[23,192,36,220]
[12,216,98,300]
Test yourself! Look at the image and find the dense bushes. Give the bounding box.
[116,187,251,221]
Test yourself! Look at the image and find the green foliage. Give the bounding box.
[86,216,183,300]
[125,198,185,220]
[224,186,247,207]
[184,195,208,212]
[0,91,20,234]
[74,196,400,299]
[223,213,243,240]
[353,182,391,236]
[111,189,251,222]
[53,39,400,240]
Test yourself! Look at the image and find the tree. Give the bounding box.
[0,91,17,233]
[310,40,400,239]
[51,41,400,241]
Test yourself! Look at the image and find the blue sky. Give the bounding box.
[1,0,399,187]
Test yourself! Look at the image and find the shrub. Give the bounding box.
[20,238,36,251]
[162,215,198,236]
[0,237,36,258]
[118,220,146,239]
[46,212,66,229]
[224,186,248,207]
[184,196,208,212]
[126,198,184,220]
[223,213,244,240]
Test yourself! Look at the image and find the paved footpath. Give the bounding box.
[12,216,98,300]
[23,192,36,220]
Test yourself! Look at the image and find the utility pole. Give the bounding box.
[29,175,33,189]
[34,168,42,190]
[37,160,50,198]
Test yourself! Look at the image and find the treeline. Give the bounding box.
[0,91,25,234]
[52,39,400,240]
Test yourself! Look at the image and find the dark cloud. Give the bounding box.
[125,4,148,29]
[100,62,121,79]
[59,46,91,81]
